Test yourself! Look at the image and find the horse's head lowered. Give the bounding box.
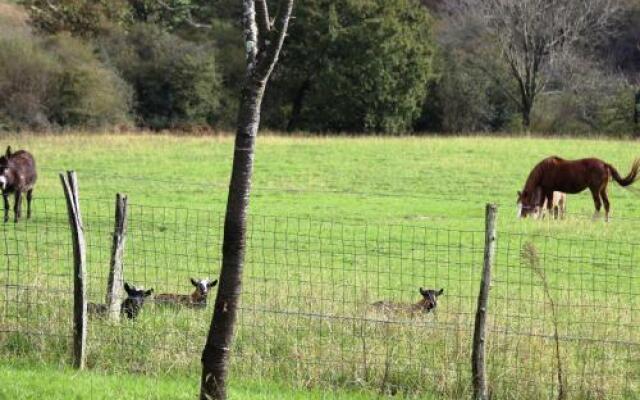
[517,188,542,218]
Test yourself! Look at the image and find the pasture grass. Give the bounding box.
[0,359,388,399]
[1,133,640,398]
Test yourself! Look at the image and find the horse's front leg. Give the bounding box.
[2,193,8,223]
[13,191,21,223]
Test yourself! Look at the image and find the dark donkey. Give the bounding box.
[517,156,640,221]
[0,146,37,223]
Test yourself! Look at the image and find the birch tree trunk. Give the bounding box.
[200,1,294,399]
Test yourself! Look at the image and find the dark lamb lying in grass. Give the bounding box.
[372,287,444,315]
[88,282,153,320]
[155,278,218,309]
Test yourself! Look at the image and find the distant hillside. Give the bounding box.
[0,0,29,30]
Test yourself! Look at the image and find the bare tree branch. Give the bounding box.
[241,0,259,68]
[255,0,271,50]
[256,0,294,79]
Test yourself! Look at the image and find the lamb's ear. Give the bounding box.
[190,278,198,287]
[144,288,154,297]
[419,287,427,296]
[208,279,218,288]
[5,146,11,157]
[437,288,444,296]
[124,282,132,295]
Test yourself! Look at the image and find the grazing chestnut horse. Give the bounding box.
[517,156,640,221]
[0,146,37,223]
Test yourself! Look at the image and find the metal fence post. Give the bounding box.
[106,193,128,322]
[60,171,87,370]
[472,203,497,400]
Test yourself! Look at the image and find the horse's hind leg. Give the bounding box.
[2,193,8,223]
[600,187,610,222]
[13,191,21,223]
[26,189,32,219]
[590,187,602,220]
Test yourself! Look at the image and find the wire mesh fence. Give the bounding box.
[0,196,638,398]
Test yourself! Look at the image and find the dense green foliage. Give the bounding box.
[99,24,221,129]
[2,0,639,134]
[264,0,436,133]
[21,0,129,37]
[45,33,132,127]
[0,29,130,130]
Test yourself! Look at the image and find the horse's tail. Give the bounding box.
[608,159,640,187]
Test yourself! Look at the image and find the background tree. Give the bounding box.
[415,6,517,132]
[199,0,294,399]
[465,0,620,129]
[98,23,221,129]
[263,0,436,134]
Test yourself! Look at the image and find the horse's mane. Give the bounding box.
[524,156,564,192]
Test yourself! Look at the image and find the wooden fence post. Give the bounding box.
[472,203,497,400]
[106,193,128,322]
[60,171,87,370]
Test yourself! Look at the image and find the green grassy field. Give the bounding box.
[0,359,389,400]
[1,134,639,399]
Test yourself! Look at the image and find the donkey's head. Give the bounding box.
[121,282,154,320]
[190,278,218,303]
[0,146,13,191]
[419,287,444,313]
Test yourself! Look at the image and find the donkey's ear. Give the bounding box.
[144,288,154,297]
[190,278,198,287]
[5,146,11,157]
[437,288,444,296]
[208,279,218,288]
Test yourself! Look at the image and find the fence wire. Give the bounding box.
[0,197,638,398]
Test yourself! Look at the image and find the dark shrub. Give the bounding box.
[45,33,132,128]
[263,0,436,134]
[0,36,57,130]
[99,24,222,129]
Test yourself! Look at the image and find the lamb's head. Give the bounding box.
[121,282,153,320]
[418,287,444,313]
[190,278,218,303]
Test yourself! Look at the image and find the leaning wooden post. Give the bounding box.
[60,171,87,370]
[472,203,497,400]
[106,193,128,322]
